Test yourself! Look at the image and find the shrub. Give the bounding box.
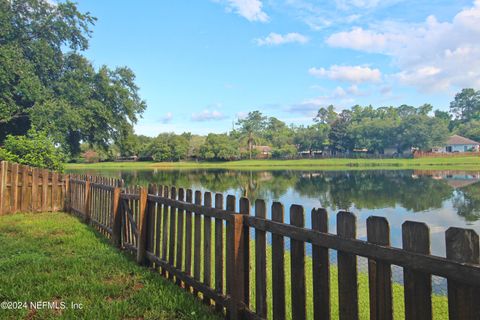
[0,129,65,171]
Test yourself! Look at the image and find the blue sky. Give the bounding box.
[75,0,480,136]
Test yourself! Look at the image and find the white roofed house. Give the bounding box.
[432,135,480,153]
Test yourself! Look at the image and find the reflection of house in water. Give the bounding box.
[413,170,480,188]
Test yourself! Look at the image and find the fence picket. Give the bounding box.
[402,221,432,320]
[168,187,177,280]
[272,202,286,320]
[161,186,169,276]
[446,228,480,320]
[337,211,358,320]
[184,189,193,292]
[204,191,212,305]
[194,190,202,296]
[290,205,306,320]
[312,208,330,320]
[255,199,267,318]
[176,188,185,286]
[367,216,393,320]
[214,193,224,310]
[239,197,250,307]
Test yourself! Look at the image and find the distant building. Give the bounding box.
[240,145,272,159]
[432,135,480,153]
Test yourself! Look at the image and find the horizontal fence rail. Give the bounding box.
[1,161,480,319]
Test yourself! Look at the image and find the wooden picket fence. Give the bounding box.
[0,161,68,214]
[2,161,480,319]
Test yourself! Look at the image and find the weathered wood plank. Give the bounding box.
[254,199,267,318]
[239,197,250,307]
[337,211,358,320]
[168,187,177,280]
[0,162,7,215]
[271,202,286,320]
[204,191,212,305]
[225,195,236,300]
[176,188,185,285]
[194,190,202,296]
[312,208,330,320]
[136,187,149,265]
[20,165,29,211]
[227,214,245,320]
[290,205,306,320]
[184,189,193,292]
[367,216,392,320]
[446,228,480,320]
[11,163,19,212]
[214,193,224,312]
[161,186,170,276]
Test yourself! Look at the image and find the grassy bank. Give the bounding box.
[0,212,220,320]
[66,156,480,171]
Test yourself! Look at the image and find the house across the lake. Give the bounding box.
[432,135,480,153]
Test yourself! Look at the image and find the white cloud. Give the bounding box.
[255,32,309,46]
[309,65,382,83]
[286,85,364,115]
[335,0,381,10]
[191,110,228,122]
[218,0,269,22]
[159,112,173,124]
[326,1,480,91]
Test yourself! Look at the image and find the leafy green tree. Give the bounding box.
[456,120,480,143]
[264,117,294,148]
[314,105,337,125]
[142,133,189,161]
[329,110,355,153]
[294,124,329,155]
[0,0,146,156]
[199,134,239,161]
[397,114,449,151]
[0,128,64,171]
[450,88,480,123]
[235,111,267,159]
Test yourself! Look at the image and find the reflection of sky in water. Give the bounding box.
[68,168,480,295]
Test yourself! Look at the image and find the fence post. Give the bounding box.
[136,187,149,265]
[0,161,6,215]
[227,214,246,320]
[84,180,91,223]
[111,187,122,247]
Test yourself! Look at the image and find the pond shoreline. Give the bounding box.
[65,157,480,171]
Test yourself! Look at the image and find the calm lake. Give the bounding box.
[67,168,480,258]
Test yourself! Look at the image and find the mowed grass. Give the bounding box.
[65,156,480,171]
[0,212,220,320]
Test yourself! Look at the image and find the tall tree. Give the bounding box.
[0,0,146,157]
[235,111,267,159]
[450,88,480,123]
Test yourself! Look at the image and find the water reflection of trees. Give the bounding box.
[452,183,480,222]
[295,171,453,212]
[116,170,298,202]
[67,168,480,221]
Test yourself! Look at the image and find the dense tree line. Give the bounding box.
[83,88,479,162]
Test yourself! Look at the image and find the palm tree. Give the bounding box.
[235,111,267,159]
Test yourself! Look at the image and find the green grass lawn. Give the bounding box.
[65,156,480,171]
[0,212,220,320]
[0,212,450,319]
